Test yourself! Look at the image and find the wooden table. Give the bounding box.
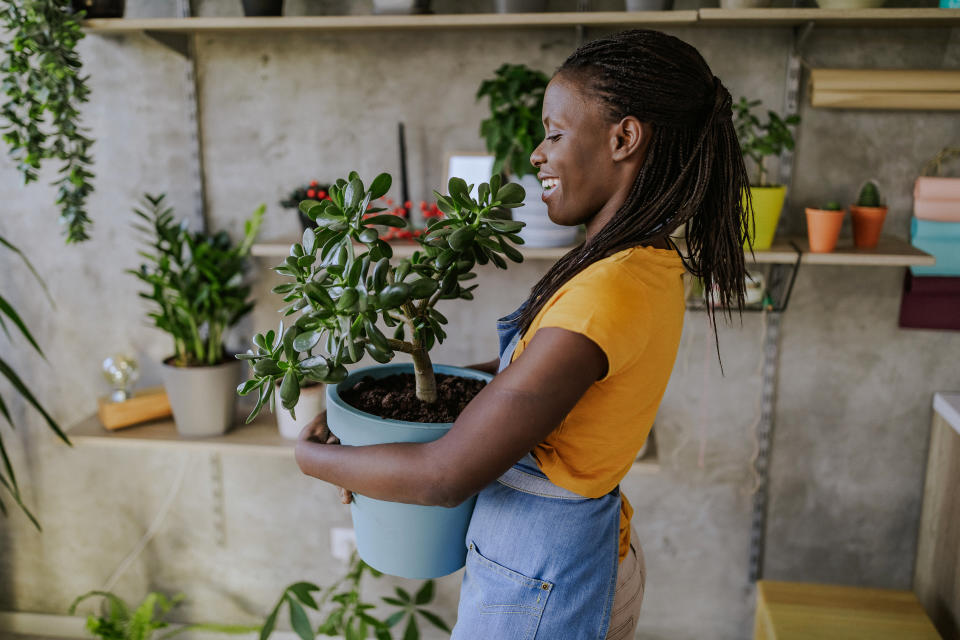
[754,580,939,639]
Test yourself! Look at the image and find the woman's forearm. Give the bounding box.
[294,439,451,506]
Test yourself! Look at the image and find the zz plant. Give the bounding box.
[476,63,550,179]
[129,194,265,367]
[1,0,95,243]
[732,97,800,188]
[239,171,526,421]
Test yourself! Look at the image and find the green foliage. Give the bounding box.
[261,554,450,640]
[68,590,258,640]
[0,234,69,530]
[0,0,95,243]
[857,181,881,207]
[823,201,843,211]
[128,194,265,367]
[732,97,800,187]
[477,63,550,179]
[239,171,525,418]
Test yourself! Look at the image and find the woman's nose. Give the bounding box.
[530,140,545,169]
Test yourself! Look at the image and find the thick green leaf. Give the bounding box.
[408,278,439,300]
[369,173,392,199]
[448,226,476,251]
[496,182,525,204]
[364,214,407,228]
[280,369,300,413]
[293,330,323,353]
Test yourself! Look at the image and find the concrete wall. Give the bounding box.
[1,2,959,638]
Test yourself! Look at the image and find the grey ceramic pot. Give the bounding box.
[495,0,548,12]
[161,359,242,438]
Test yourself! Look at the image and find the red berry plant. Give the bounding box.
[238,171,527,420]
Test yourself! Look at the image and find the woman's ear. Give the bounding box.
[610,117,650,162]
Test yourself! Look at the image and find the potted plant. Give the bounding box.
[477,63,578,248]
[69,589,258,640]
[238,171,526,578]
[805,200,846,253]
[282,180,332,230]
[0,1,95,243]
[372,0,431,14]
[733,97,801,251]
[915,148,960,222]
[129,194,264,438]
[261,553,451,640]
[850,180,887,249]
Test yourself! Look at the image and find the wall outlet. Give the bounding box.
[330,527,356,562]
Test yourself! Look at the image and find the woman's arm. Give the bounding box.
[464,357,500,376]
[293,327,608,507]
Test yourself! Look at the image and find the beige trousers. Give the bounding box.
[605,526,646,640]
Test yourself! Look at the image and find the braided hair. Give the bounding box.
[515,29,752,347]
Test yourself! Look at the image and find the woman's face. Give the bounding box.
[530,74,633,232]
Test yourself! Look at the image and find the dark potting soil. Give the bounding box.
[340,373,486,423]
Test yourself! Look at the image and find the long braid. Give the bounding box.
[515,30,751,354]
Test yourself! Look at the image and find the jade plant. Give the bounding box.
[477,63,550,179]
[128,194,265,367]
[857,181,882,207]
[238,171,526,421]
[732,97,801,188]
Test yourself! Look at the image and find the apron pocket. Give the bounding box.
[454,541,553,640]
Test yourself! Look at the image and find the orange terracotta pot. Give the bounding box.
[805,207,845,253]
[850,205,887,249]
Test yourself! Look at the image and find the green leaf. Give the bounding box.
[370,173,393,199]
[394,587,412,603]
[496,182,525,204]
[402,615,419,640]
[336,288,359,312]
[408,278,439,300]
[293,330,323,353]
[364,214,407,228]
[0,294,43,357]
[414,580,434,605]
[302,227,317,254]
[253,358,283,377]
[416,609,450,633]
[379,283,411,308]
[286,596,313,640]
[448,226,477,251]
[0,356,66,444]
[383,610,406,628]
[280,369,300,413]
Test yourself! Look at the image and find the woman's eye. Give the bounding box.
[547,134,562,142]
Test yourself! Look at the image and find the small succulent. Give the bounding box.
[822,201,843,211]
[857,181,882,207]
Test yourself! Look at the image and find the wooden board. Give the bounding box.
[67,412,295,457]
[914,395,960,640]
[698,8,960,28]
[97,386,172,430]
[788,235,936,267]
[755,580,940,639]
[81,12,698,33]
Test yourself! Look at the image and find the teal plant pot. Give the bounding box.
[326,363,493,579]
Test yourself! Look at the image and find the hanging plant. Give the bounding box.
[1,0,95,243]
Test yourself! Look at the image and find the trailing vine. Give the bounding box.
[1,0,95,243]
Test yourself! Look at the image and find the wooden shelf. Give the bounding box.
[698,7,960,27]
[81,11,697,34]
[787,235,936,266]
[81,9,960,34]
[67,412,295,457]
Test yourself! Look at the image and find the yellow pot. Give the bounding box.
[743,185,787,251]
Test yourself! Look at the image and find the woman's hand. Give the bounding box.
[296,411,353,504]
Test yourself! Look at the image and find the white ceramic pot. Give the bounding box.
[276,382,326,440]
[513,174,579,248]
[161,359,241,437]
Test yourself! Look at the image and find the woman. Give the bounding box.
[294,29,750,639]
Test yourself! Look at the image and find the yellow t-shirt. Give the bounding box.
[511,245,686,561]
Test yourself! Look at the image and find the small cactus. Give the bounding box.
[823,201,843,211]
[857,181,881,207]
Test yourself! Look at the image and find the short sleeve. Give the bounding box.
[533,268,652,380]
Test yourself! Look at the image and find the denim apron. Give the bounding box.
[451,304,622,640]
